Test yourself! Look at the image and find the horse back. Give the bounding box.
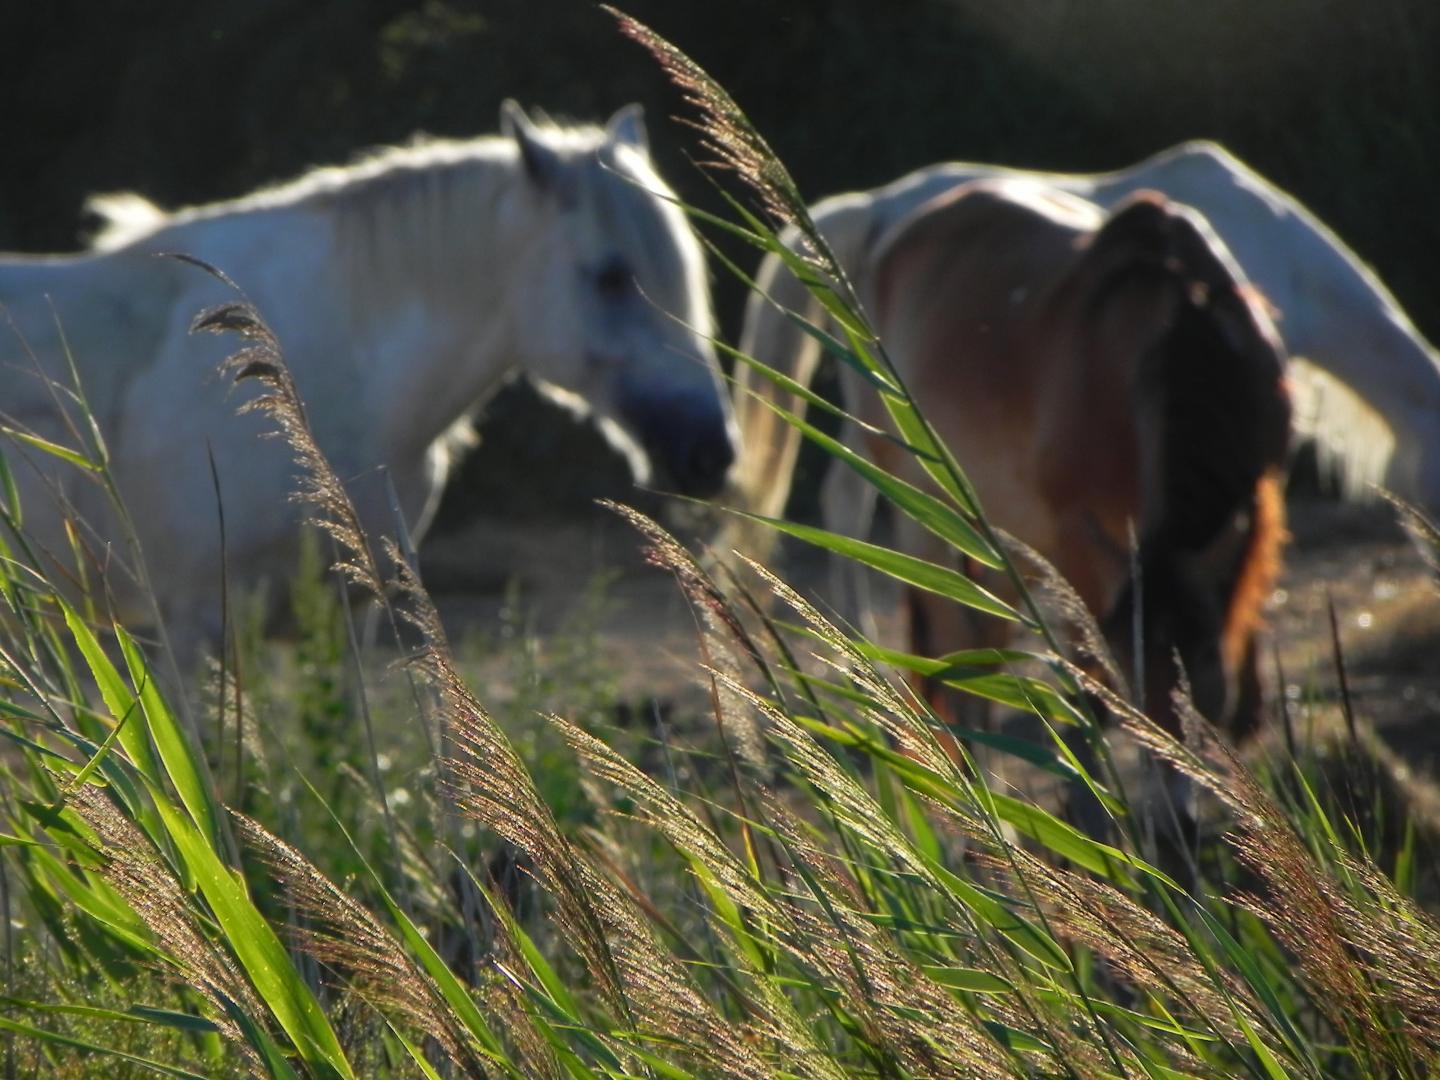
[0,251,189,431]
[865,181,1139,585]
[867,182,1099,429]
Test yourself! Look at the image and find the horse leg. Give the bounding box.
[1226,632,1265,743]
[902,557,1017,780]
[820,454,880,635]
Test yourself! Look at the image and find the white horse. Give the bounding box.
[1,102,737,642]
[736,141,1439,528]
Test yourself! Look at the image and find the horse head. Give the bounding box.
[497,101,737,499]
[1071,191,1291,731]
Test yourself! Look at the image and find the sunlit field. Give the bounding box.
[4,13,1440,1079]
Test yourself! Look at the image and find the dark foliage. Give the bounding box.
[5,1,1437,340]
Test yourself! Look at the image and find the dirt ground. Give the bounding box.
[1269,498,1440,758]
[423,480,1440,781]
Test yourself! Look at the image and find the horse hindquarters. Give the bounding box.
[731,195,887,550]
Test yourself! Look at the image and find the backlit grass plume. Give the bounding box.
[608,8,820,258]
[188,269,386,604]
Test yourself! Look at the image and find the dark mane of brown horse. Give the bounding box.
[1108,197,1289,733]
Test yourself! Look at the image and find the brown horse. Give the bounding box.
[739,179,1291,741]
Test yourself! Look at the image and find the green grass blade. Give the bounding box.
[699,235,898,399]
[389,1025,447,1080]
[60,599,162,785]
[1187,904,1319,1074]
[219,996,304,1080]
[734,511,1021,622]
[126,1004,225,1036]
[374,885,523,1073]
[0,1012,211,1079]
[0,726,90,772]
[61,695,140,795]
[0,446,22,525]
[766,400,1003,569]
[714,337,852,424]
[149,795,355,1078]
[493,960,627,1073]
[882,394,983,515]
[919,854,1072,972]
[851,641,1039,671]
[919,966,1014,994]
[985,791,1179,888]
[715,187,879,347]
[0,428,100,472]
[0,698,49,723]
[625,1044,701,1079]
[980,1019,1053,1055]
[0,997,219,1036]
[1235,1009,1295,1080]
[26,844,160,959]
[303,781,524,1076]
[117,624,220,841]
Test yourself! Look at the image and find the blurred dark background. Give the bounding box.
[4,1,1436,579]
[5,2,1436,329]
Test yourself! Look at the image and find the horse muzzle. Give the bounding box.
[622,395,737,499]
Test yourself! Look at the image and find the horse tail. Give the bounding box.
[1220,469,1287,739]
[730,195,881,544]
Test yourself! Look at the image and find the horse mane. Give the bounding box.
[79,116,710,345]
[85,192,169,251]
[1288,356,1397,497]
[1070,195,1291,733]
[1147,266,1289,551]
[91,134,528,236]
[83,135,532,255]
[83,118,599,237]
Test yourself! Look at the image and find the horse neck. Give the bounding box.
[331,150,531,455]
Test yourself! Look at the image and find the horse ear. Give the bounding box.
[605,104,648,153]
[501,99,559,188]
[1092,191,1174,261]
[1101,191,1247,300]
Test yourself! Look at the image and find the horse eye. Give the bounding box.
[595,258,633,299]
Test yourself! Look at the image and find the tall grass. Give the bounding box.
[3,17,1440,1078]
